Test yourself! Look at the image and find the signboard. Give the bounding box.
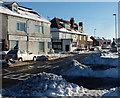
[29,37,51,42]
[9,35,27,40]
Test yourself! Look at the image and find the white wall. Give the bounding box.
[7,15,51,54]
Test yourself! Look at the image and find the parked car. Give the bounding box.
[36,55,49,61]
[7,49,37,61]
[17,50,37,61]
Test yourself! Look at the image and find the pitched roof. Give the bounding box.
[50,17,78,29]
[0,1,50,23]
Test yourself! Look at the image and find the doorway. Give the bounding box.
[65,45,70,51]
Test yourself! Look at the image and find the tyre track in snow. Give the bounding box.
[2,54,88,88]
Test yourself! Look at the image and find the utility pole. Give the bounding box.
[113,14,118,52]
[113,14,117,41]
[94,28,96,37]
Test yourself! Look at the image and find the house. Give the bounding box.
[87,36,93,50]
[0,1,51,55]
[90,36,112,49]
[50,17,88,52]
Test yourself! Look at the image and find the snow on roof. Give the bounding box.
[88,37,93,41]
[51,28,88,35]
[94,37,112,42]
[0,2,50,23]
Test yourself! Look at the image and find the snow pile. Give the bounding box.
[81,53,119,66]
[2,72,109,97]
[54,59,119,78]
[103,87,120,96]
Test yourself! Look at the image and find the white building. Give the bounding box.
[0,1,51,55]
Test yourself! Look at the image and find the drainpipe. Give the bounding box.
[26,19,29,55]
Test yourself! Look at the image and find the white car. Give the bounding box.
[17,50,37,61]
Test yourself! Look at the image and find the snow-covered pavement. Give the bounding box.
[81,52,119,66]
[2,72,109,97]
[1,52,120,97]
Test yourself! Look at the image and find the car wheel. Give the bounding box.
[18,58,23,62]
[33,56,36,61]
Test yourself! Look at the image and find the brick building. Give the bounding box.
[50,17,88,52]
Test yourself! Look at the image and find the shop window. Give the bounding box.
[39,42,44,52]
[10,40,18,49]
[53,44,61,50]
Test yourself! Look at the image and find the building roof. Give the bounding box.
[51,17,87,36]
[0,1,50,23]
[90,36,111,42]
[51,17,78,29]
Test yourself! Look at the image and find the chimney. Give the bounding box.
[79,22,83,32]
[70,18,74,29]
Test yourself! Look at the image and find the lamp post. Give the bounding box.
[113,14,117,42]
[113,13,118,52]
[94,28,96,37]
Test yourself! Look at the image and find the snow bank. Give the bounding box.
[2,72,109,97]
[54,59,119,78]
[103,87,120,96]
[81,53,119,66]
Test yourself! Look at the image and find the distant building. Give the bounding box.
[90,36,112,49]
[87,37,93,50]
[0,1,51,55]
[50,17,88,52]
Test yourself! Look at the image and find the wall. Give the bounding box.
[7,15,51,54]
[51,31,59,39]
[8,16,27,36]
[62,39,72,51]
[0,14,8,50]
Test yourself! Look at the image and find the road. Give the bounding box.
[2,53,88,88]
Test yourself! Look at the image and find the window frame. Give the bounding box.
[16,22,26,32]
[39,42,45,52]
[35,25,44,34]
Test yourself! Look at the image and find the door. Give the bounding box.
[65,45,70,51]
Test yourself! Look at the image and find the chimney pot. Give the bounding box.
[70,18,74,29]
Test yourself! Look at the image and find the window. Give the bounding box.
[81,44,85,48]
[65,24,70,29]
[12,4,18,12]
[39,42,44,52]
[72,42,77,47]
[35,25,43,34]
[17,22,26,32]
[53,44,61,50]
[53,45,61,49]
[10,40,18,49]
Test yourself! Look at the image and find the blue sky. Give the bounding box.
[18,2,118,39]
